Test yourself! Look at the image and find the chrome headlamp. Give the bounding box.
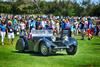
[63,36,69,41]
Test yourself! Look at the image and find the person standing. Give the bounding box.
[41,18,46,30]
[19,20,26,37]
[55,20,60,35]
[74,19,79,35]
[0,20,6,45]
[29,19,36,31]
[36,18,42,30]
[7,21,14,44]
[71,23,76,36]
[64,18,71,37]
[79,19,85,40]
[51,19,56,31]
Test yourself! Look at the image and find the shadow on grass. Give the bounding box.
[12,51,66,57]
[92,43,100,45]
[79,64,99,67]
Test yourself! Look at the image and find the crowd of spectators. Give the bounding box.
[0,15,99,45]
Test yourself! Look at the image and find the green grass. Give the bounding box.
[0,36,100,67]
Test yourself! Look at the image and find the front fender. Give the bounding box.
[16,38,25,51]
[39,38,51,47]
[64,37,78,47]
[33,37,54,52]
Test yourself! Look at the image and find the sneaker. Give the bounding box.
[88,38,90,40]
[81,38,84,40]
[2,43,4,45]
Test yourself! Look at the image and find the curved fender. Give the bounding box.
[34,37,54,52]
[16,38,25,51]
[39,38,53,47]
[68,37,78,46]
[64,37,78,47]
[39,38,54,53]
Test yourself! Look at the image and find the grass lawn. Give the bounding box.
[0,36,100,67]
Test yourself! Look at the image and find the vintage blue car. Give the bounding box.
[16,30,78,56]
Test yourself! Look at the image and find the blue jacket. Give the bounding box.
[0,24,6,32]
[61,21,65,29]
[30,20,36,28]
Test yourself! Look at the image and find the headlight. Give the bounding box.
[51,36,56,41]
[73,40,77,45]
[63,36,69,41]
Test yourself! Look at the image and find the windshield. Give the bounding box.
[31,30,53,37]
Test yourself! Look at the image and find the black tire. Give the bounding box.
[66,45,77,55]
[16,38,25,53]
[40,42,50,56]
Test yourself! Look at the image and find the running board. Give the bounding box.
[55,46,67,49]
[54,45,70,49]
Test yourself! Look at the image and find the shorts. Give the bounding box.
[8,32,15,39]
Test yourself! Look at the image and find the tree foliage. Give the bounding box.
[0,0,100,16]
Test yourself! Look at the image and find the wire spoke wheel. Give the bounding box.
[40,42,49,56]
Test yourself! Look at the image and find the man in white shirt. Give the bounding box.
[41,18,46,29]
[20,21,26,37]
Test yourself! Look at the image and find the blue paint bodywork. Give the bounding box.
[16,30,78,54]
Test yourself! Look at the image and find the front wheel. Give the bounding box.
[66,45,77,55]
[40,42,50,56]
